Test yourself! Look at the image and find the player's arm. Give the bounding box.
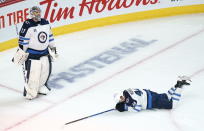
[18,20,31,51]
[131,99,142,112]
[12,21,30,65]
[48,25,55,48]
[48,23,58,61]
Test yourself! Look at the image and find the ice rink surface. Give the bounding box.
[0,13,204,131]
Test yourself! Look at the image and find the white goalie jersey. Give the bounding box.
[18,18,55,55]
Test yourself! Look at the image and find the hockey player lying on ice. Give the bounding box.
[114,76,191,112]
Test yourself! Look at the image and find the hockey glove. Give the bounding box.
[115,102,128,112]
[48,47,58,61]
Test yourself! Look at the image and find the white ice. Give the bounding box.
[0,13,204,131]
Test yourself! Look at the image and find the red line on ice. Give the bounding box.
[169,67,204,131]
[0,84,22,93]
[0,84,55,104]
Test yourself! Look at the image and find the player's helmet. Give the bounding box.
[30,6,41,21]
[115,102,128,112]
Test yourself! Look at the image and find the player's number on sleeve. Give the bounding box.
[21,28,26,34]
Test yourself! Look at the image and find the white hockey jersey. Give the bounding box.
[121,88,148,112]
[18,18,55,56]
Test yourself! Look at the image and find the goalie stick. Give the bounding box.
[15,22,19,35]
[14,22,27,90]
[65,108,115,125]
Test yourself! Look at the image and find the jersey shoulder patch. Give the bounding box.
[19,19,33,36]
[22,20,32,29]
[40,18,49,25]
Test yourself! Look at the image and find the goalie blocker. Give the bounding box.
[12,48,28,65]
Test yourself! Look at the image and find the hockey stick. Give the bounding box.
[14,23,25,76]
[65,108,115,125]
[14,22,28,94]
[15,22,19,35]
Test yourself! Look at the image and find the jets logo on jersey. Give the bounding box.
[38,31,47,43]
[126,98,129,103]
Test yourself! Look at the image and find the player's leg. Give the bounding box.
[38,56,51,95]
[146,90,173,109]
[23,59,42,99]
[167,76,191,108]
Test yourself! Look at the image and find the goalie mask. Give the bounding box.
[30,6,41,22]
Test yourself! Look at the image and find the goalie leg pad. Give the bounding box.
[39,56,50,87]
[24,59,42,99]
[38,56,52,94]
